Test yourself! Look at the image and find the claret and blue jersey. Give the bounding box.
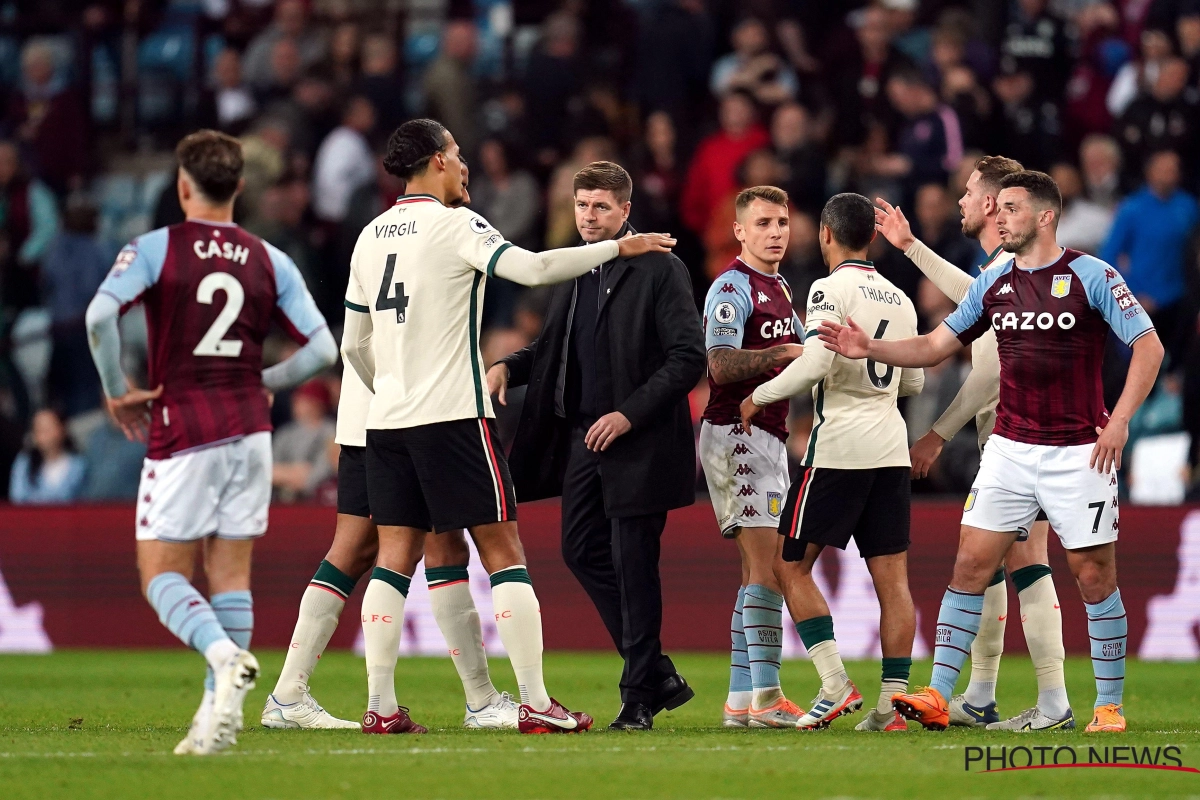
[942,248,1155,446]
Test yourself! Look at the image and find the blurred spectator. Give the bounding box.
[1063,2,1126,149]
[524,12,583,161]
[680,91,770,236]
[829,5,915,148]
[1107,27,1173,119]
[328,21,361,88]
[4,39,88,196]
[0,140,60,312]
[243,0,326,91]
[270,67,338,158]
[1050,161,1114,254]
[357,34,405,134]
[272,380,335,503]
[246,177,325,309]
[913,182,975,272]
[992,61,1063,170]
[1180,5,1200,79]
[703,148,783,279]
[1000,0,1072,103]
[423,20,480,157]
[939,60,994,152]
[80,412,145,501]
[633,0,713,129]
[255,38,304,107]
[9,408,85,504]
[884,0,928,64]
[471,139,540,250]
[312,96,376,223]
[1115,58,1199,188]
[770,103,826,215]
[709,18,798,107]
[881,70,964,196]
[780,209,825,306]
[205,48,258,134]
[1080,132,1123,206]
[1101,150,1199,363]
[239,119,290,223]
[337,152,406,296]
[41,201,108,417]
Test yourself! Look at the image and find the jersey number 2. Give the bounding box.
[193,272,245,358]
[866,319,895,389]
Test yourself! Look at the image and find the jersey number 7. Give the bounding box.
[376,254,409,323]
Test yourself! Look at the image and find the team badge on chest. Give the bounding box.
[1050,274,1072,298]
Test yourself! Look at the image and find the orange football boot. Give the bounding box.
[892,687,950,731]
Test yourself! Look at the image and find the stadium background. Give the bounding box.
[0,0,1198,659]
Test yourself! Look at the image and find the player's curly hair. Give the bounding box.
[176,130,243,204]
[820,192,875,251]
[998,170,1062,216]
[383,119,449,180]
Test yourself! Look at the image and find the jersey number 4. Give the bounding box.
[866,319,895,389]
[376,254,409,323]
[193,272,244,358]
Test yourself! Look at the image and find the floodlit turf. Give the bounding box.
[1,652,1198,799]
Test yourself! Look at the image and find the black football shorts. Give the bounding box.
[779,465,911,561]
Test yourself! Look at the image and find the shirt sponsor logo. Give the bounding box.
[712,326,737,336]
[468,216,491,234]
[1051,274,1072,298]
[759,317,796,339]
[810,290,825,303]
[991,311,1076,331]
[1124,306,1143,320]
[1111,282,1137,310]
[714,301,737,324]
[808,302,836,314]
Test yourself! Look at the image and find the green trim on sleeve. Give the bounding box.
[344,299,370,313]
[485,242,514,277]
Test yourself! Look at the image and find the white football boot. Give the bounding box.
[464,691,520,729]
[197,649,259,755]
[174,690,214,755]
[262,691,362,730]
[985,706,1075,731]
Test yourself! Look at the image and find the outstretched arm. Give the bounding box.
[708,344,803,385]
[817,318,963,368]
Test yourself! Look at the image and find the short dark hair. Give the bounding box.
[974,155,1024,193]
[383,118,449,180]
[998,170,1062,216]
[820,192,876,251]
[735,185,789,217]
[176,130,243,203]
[572,161,632,204]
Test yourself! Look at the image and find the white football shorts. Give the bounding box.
[699,420,789,537]
[962,434,1119,550]
[135,432,272,542]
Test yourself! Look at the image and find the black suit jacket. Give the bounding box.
[500,233,705,518]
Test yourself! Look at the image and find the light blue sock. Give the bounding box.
[930,588,984,700]
[1086,589,1127,708]
[205,590,253,691]
[729,587,752,694]
[146,572,231,656]
[743,584,784,691]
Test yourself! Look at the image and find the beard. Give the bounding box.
[961,214,984,239]
[999,226,1036,253]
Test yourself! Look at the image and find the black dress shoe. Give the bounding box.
[652,673,695,715]
[609,702,653,730]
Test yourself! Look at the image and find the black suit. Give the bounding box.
[500,227,705,704]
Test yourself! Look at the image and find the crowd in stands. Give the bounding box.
[3,0,1200,504]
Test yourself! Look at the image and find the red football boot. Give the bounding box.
[362,707,427,734]
[517,698,594,734]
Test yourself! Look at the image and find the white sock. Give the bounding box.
[879,679,907,715]
[1020,575,1069,717]
[429,578,500,710]
[807,640,849,694]
[203,637,240,671]
[964,577,1007,706]
[726,690,752,711]
[273,585,346,703]
[362,572,409,718]
[752,686,783,709]
[490,568,551,711]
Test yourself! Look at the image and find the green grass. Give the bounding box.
[1,652,1199,799]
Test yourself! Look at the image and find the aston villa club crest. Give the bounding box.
[1051,274,1072,298]
[767,492,782,517]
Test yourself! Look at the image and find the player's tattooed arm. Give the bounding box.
[707,344,803,385]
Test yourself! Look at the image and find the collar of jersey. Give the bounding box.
[394,193,443,206]
[980,244,1005,269]
[1013,247,1065,273]
[832,259,874,272]
[185,218,238,227]
[735,256,782,279]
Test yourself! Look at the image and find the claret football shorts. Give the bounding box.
[699,421,790,537]
[962,434,1119,550]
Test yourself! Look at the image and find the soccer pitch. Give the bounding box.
[1,652,1198,799]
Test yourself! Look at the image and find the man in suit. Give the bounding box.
[486,161,706,730]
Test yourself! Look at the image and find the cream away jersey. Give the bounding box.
[756,260,922,469]
[344,194,512,429]
[334,357,371,447]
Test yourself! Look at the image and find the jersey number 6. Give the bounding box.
[193,272,245,358]
[866,319,894,389]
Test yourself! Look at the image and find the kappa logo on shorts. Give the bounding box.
[732,443,750,455]
[734,463,756,476]
[736,484,758,497]
[767,492,782,517]
[964,488,978,512]
[741,506,760,517]
[728,424,746,436]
